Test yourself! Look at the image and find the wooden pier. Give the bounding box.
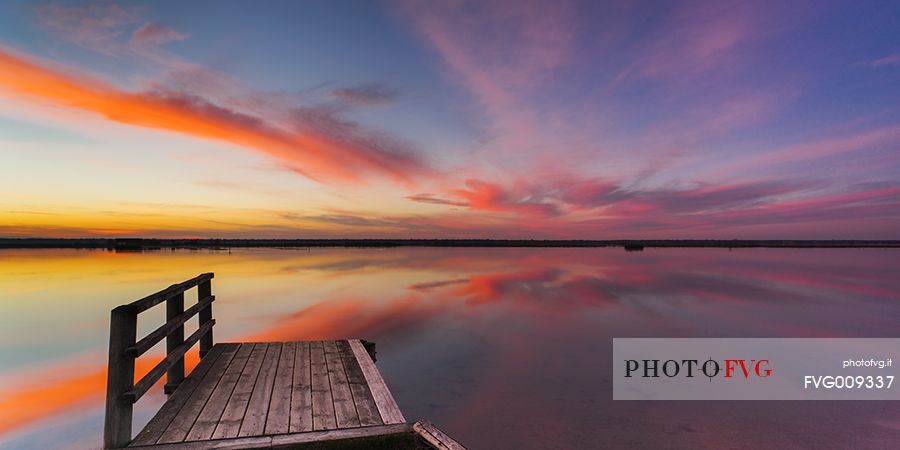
[104,273,465,449]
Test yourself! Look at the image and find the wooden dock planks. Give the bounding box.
[212,342,268,439]
[182,343,253,441]
[323,340,361,429]
[289,341,313,433]
[129,340,408,448]
[337,340,383,426]
[309,340,337,431]
[349,339,405,424]
[238,342,281,437]
[130,344,230,446]
[263,341,294,435]
[153,343,240,444]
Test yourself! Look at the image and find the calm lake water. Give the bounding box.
[2,247,900,449]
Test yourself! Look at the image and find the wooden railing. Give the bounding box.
[103,273,216,449]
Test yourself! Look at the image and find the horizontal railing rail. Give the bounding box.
[129,273,214,313]
[127,294,215,357]
[103,273,215,449]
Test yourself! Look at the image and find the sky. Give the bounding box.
[0,0,898,239]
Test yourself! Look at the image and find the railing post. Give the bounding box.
[198,278,213,358]
[163,292,185,394]
[104,306,137,449]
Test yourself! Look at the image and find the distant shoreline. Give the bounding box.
[1,238,899,250]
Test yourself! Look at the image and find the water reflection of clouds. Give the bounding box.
[2,248,900,448]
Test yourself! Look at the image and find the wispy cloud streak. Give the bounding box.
[0,47,427,184]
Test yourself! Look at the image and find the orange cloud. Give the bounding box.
[0,47,424,185]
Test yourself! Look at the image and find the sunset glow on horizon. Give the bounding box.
[2,0,899,239]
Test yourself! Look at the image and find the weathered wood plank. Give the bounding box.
[348,339,405,424]
[337,340,383,427]
[155,344,240,444]
[126,424,413,450]
[211,343,269,439]
[323,340,361,429]
[264,341,294,435]
[238,343,282,437]
[309,341,337,431]
[185,343,254,441]
[289,341,313,433]
[412,421,468,450]
[271,423,412,447]
[126,436,272,450]
[132,343,229,446]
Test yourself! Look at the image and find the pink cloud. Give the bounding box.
[400,0,577,150]
[37,0,140,54]
[418,176,806,219]
[612,1,762,85]
[707,125,900,178]
[870,54,900,67]
[129,22,189,47]
[330,83,397,107]
[405,193,468,207]
[452,179,562,218]
[401,172,900,239]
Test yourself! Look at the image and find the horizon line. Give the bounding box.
[2,237,900,249]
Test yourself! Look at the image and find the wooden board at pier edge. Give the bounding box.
[128,339,405,448]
